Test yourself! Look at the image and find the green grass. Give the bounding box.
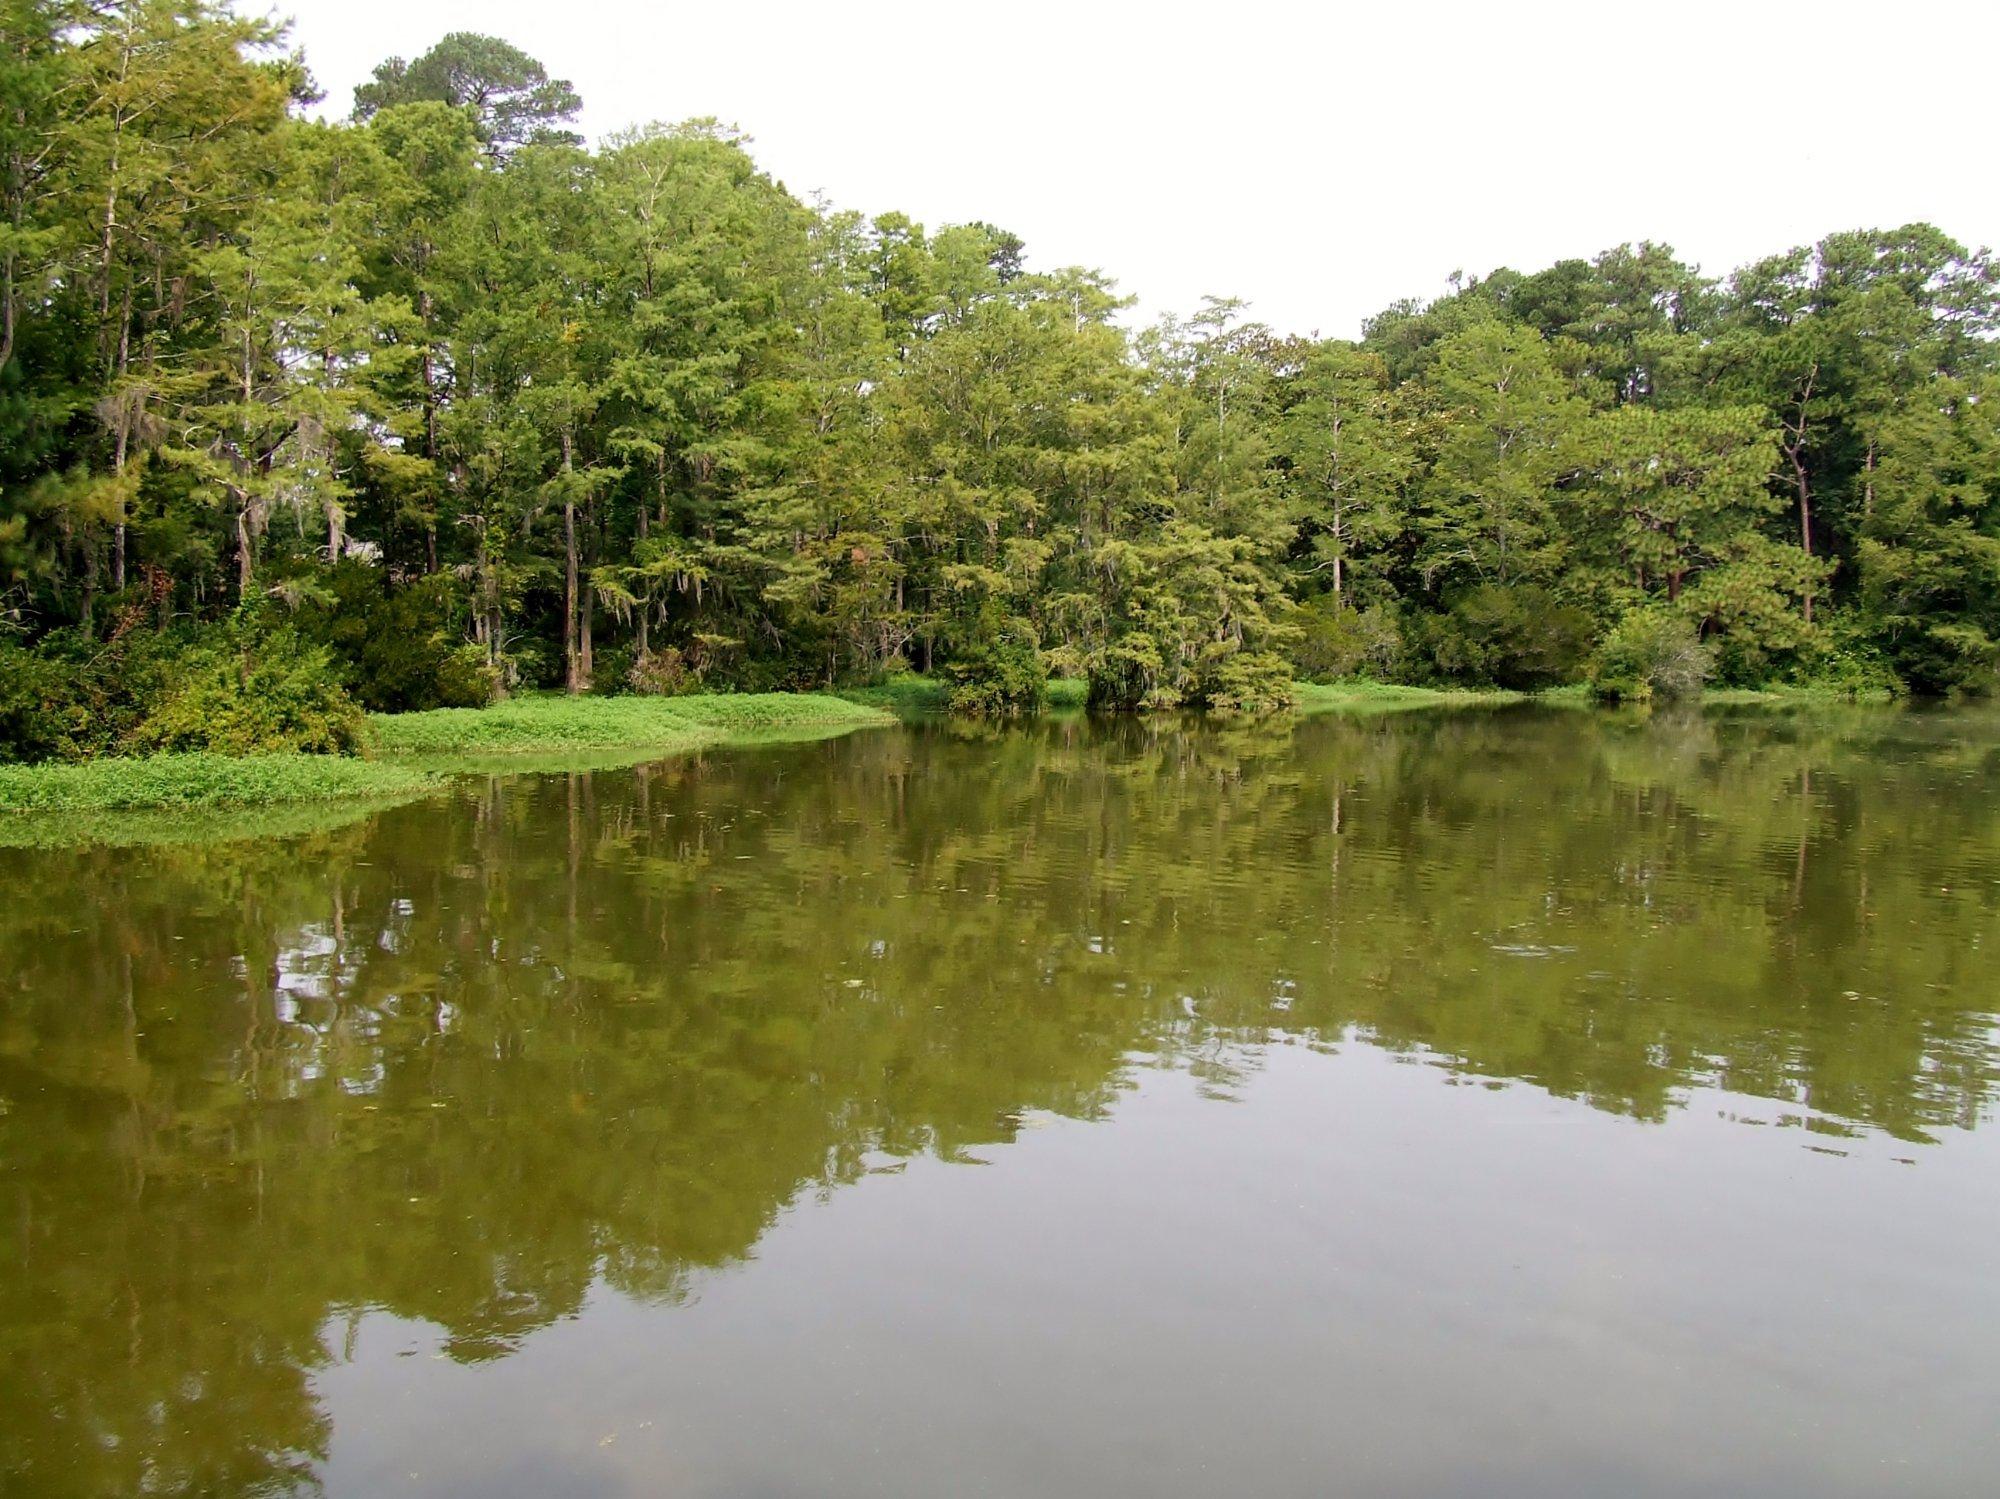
[836,677,951,713]
[0,753,443,816]
[1302,679,1903,712]
[847,674,1517,717]
[837,675,1092,716]
[1293,681,1526,714]
[1045,677,1088,708]
[1700,683,1900,706]
[371,691,892,758]
[1538,682,1901,708]
[0,692,894,842]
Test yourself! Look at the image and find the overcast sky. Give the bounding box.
[273,0,2000,338]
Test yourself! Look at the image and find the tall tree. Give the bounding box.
[353,33,581,158]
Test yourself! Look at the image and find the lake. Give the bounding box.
[3,704,1997,1496]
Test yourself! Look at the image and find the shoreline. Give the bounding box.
[0,679,1909,840]
[0,692,894,840]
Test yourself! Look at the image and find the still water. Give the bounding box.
[3,706,1998,1496]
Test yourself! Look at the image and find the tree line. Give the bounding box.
[4,2,1998,760]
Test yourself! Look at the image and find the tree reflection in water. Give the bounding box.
[2,705,1996,1492]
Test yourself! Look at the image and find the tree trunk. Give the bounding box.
[563,499,580,692]
[420,288,439,574]
[579,547,595,688]
[562,429,586,691]
[1331,495,1344,607]
[635,536,650,658]
[236,491,255,602]
[106,276,134,589]
[80,535,96,637]
[1792,452,1814,626]
[1787,364,1818,626]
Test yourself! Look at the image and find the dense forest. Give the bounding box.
[4,2,1999,762]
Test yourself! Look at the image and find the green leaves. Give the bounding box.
[353,32,582,157]
[5,6,2000,720]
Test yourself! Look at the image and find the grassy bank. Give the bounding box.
[371,691,892,758]
[0,691,895,837]
[847,675,1530,717]
[1700,684,1901,706]
[1293,681,1526,714]
[839,676,1089,715]
[0,753,443,817]
[1305,680,1902,711]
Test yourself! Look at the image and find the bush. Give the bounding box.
[293,563,496,712]
[128,630,371,757]
[0,639,84,764]
[1415,584,1593,689]
[1292,597,1404,681]
[1086,636,1170,711]
[1192,647,1296,714]
[1588,609,1714,702]
[0,629,180,763]
[941,606,1046,715]
[1786,617,1908,699]
[627,646,700,696]
[1854,618,1989,697]
[943,632,1047,714]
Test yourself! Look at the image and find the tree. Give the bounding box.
[1410,322,1584,595]
[160,122,410,601]
[1856,374,2000,692]
[1277,342,1410,608]
[354,33,581,158]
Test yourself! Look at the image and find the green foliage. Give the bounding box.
[941,610,1047,716]
[4,5,1997,725]
[1412,584,1594,690]
[370,691,890,757]
[1588,609,1713,702]
[352,32,581,155]
[1079,524,1298,712]
[127,630,371,756]
[0,638,90,764]
[293,563,498,711]
[0,627,207,762]
[1291,596,1405,681]
[0,752,438,814]
[627,647,701,696]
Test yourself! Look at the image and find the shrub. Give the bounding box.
[0,639,82,764]
[1588,609,1713,702]
[1853,618,1990,697]
[128,630,371,757]
[627,646,700,696]
[293,563,496,712]
[1192,647,1296,714]
[1783,617,1908,699]
[1416,584,1593,689]
[0,629,180,763]
[943,631,1047,715]
[1292,596,1404,681]
[941,606,1046,715]
[1085,644,1162,711]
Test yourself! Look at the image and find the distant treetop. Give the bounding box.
[353,32,582,156]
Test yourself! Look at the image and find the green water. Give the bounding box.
[3,706,1998,1496]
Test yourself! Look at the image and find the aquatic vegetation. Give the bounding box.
[370,692,892,756]
[1292,681,1524,714]
[0,753,442,816]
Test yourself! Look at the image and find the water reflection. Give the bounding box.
[1,706,1997,1492]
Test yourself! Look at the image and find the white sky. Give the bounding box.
[272,0,2000,339]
